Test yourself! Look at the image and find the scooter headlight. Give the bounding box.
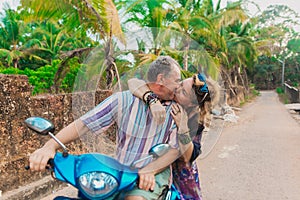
[78,172,119,198]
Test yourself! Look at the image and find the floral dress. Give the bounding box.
[172,123,204,200]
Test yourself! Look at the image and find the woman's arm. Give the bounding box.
[128,78,150,100]
[128,78,166,124]
[189,124,204,162]
[170,104,194,163]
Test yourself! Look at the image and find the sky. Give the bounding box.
[0,0,19,11]
[0,0,299,30]
[223,0,300,31]
[245,0,300,14]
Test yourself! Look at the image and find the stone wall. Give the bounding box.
[0,75,112,193]
[0,74,246,195]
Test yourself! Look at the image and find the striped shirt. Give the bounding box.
[80,90,178,167]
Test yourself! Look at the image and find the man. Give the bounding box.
[29,56,182,200]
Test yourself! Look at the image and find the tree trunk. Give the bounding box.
[242,67,249,92]
[104,31,121,91]
[52,47,92,93]
[221,67,237,96]
[13,59,18,69]
[183,39,190,71]
[236,66,246,88]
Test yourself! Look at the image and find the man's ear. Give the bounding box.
[156,74,164,84]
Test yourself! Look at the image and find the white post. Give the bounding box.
[277,59,285,86]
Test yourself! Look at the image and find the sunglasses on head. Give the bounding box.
[192,73,211,104]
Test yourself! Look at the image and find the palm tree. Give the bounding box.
[20,0,125,90]
[117,0,170,58]
[115,0,220,79]
[248,4,299,88]
[165,0,219,73]
[0,9,48,68]
[204,1,259,96]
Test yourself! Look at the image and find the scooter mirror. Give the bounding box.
[149,143,171,158]
[25,117,55,135]
[130,143,171,169]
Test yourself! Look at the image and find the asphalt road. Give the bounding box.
[198,91,300,200]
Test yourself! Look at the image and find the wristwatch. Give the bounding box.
[144,91,159,106]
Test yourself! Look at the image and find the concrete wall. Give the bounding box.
[0,74,112,193]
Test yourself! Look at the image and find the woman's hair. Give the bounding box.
[192,74,220,127]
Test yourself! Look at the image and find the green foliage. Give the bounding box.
[0,59,81,95]
[276,87,284,94]
[1,0,298,97]
[0,67,24,75]
[239,83,260,106]
[287,38,300,53]
[249,83,260,96]
[181,70,194,79]
[251,89,260,97]
[26,65,57,94]
[20,0,125,43]
[276,90,290,104]
[0,61,59,94]
[60,58,82,93]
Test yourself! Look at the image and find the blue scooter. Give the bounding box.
[25,117,180,200]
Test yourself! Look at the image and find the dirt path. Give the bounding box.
[197,91,300,200]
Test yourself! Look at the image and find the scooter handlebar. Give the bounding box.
[25,158,54,170]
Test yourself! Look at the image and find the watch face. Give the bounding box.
[179,134,191,145]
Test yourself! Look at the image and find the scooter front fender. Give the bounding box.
[53,152,139,191]
[53,153,77,186]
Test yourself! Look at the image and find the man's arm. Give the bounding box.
[29,119,88,171]
[137,148,179,191]
[29,94,118,171]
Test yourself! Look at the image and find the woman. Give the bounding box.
[128,73,220,199]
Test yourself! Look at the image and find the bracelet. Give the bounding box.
[179,129,190,135]
[145,92,159,106]
[142,91,152,103]
[148,97,158,106]
[178,133,191,145]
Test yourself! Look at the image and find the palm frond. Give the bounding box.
[20,0,124,43]
[137,53,158,66]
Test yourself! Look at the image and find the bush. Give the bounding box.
[0,58,83,95]
[60,58,82,93]
[276,87,284,94]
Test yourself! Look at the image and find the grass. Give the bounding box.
[239,85,260,106]
[276,87,290,104]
